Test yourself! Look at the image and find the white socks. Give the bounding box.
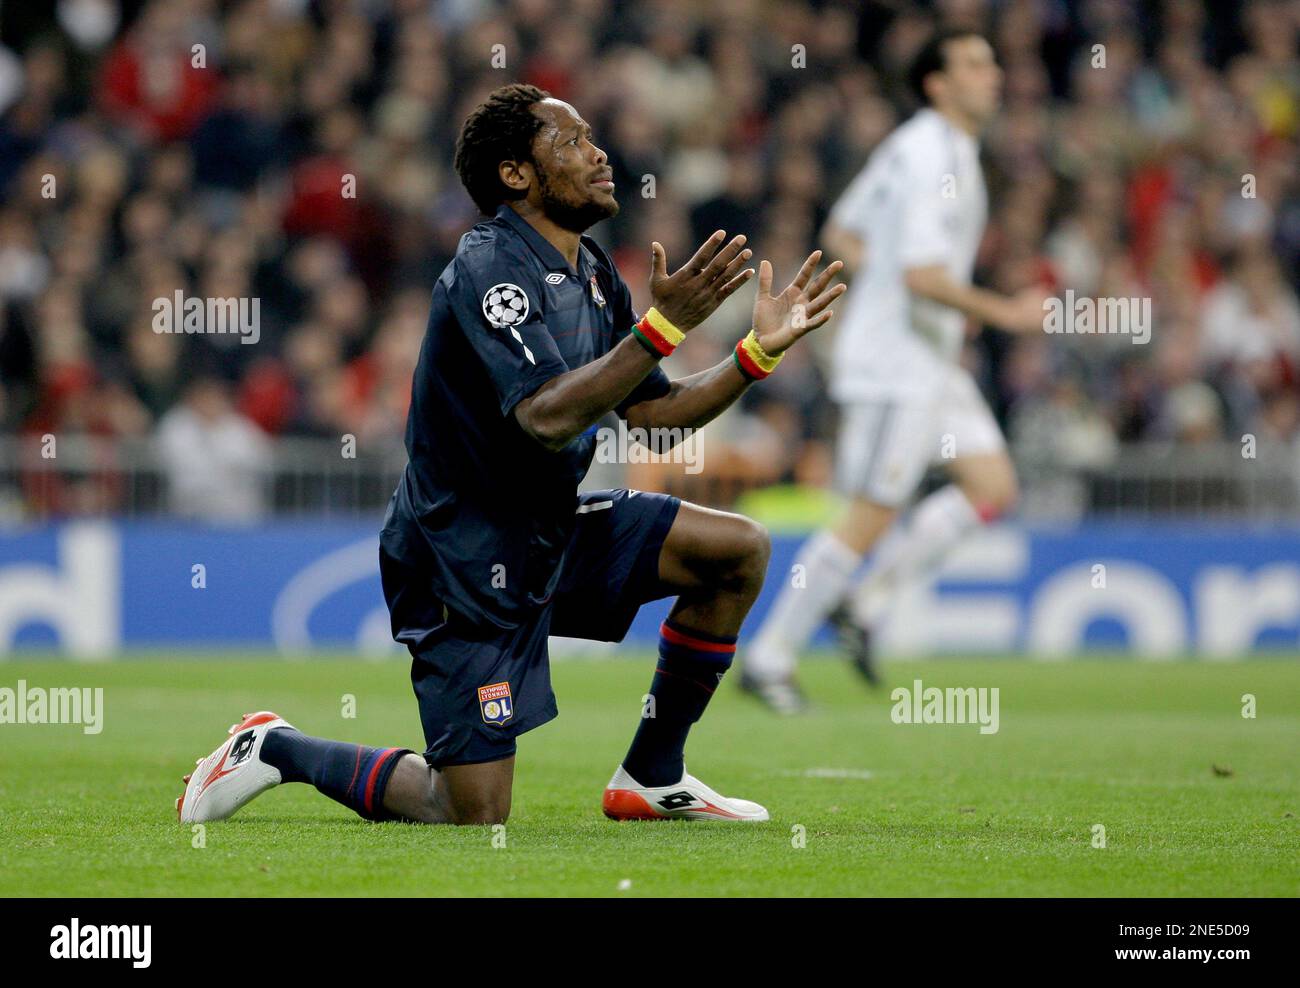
[849,485,981,628]
[744,486,986,682]
[746,530,860,682]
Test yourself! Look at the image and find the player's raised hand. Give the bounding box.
[751,250,847,355]
[648,231,754,331]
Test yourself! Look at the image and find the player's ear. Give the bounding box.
[499,159,533,195]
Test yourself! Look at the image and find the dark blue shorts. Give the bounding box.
[401,489,680,768]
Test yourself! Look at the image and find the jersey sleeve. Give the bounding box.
[603,263,672,418]
[897,140,958,270]
[448,247,571,417]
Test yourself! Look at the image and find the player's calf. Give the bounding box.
[377,753,447,823]
[381,755,515,825]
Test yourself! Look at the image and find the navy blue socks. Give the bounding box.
[261,728,411,821]
[622,620,737,787]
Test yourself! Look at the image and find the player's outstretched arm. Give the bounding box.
[513,231,752,451]
[626,250,845,436]
[905,263,1047,334]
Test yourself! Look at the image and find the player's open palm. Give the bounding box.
[648,231,754,331]
[751,251,846,355]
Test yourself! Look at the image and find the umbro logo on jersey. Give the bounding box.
[545,272,566,284]
[657,791,699,811]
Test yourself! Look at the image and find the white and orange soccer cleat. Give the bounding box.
[602,765,769,822]
[176,711,293,824]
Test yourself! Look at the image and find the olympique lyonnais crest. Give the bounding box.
[478,681,514,726]
[589,274,606,307]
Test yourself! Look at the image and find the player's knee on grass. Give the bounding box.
[438,758,514,826]
[450,802,510,826]
[384,755,513,825]
[443,787,511,826]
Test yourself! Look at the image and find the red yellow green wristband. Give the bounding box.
[630,307,685,358]
[732,328,783,381]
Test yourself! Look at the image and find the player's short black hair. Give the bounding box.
[908,27,987,105]
[454,83,551,215]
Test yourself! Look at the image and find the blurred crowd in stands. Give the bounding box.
[0,0,1297,516]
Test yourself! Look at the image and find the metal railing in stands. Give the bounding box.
[1015,441,1300,520]
[0,436,408,520]
[0,436,1296,521]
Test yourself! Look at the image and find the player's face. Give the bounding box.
[527,99,619,232]
[941,37,1003,125]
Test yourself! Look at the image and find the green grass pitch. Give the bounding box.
[1,654,1296,897]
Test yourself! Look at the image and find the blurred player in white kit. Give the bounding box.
[742,28,1047,712]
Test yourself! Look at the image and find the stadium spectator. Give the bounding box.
[155,375,269,520]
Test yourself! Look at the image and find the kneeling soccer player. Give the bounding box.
[176,84,844,826]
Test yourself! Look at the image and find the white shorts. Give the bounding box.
[834,366,1005,507]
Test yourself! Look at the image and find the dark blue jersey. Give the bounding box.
[380,204,671,635]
